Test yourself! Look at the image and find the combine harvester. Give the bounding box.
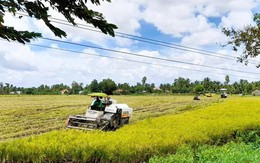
[220,88,228,98]
[66,93,133,131]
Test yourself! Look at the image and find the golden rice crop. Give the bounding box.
[0,94,216,140]
[0,96,259,162]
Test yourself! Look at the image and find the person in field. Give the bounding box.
[91,96,103,110]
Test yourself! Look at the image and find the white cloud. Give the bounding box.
[142,3,204,36]
[0,41,37,71]
[181,28,226,46]
[220,11,254,29]
[1,0,259,87]
[3,13,31,31]
[141,0,258,36]
[93,1,142,35]
[0,40,259,87]
[196,0,256,17]
[87,0,143,47]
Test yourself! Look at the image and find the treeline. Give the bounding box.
[0,76,259,95]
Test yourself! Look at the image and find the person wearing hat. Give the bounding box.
[91,96,102,110]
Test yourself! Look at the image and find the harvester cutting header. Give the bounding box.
[66,93,133,131]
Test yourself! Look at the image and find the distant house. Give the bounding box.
[10,91,22,95]
[60,89,69,95]
[153,87,162,93]
[153,87,161,91]
[252,90,260,96]
[115,89,124,93]
[114,89,126,95]
[220,88,227,92]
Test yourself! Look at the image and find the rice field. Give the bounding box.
[0,94,216,140]
[0,95,260,162]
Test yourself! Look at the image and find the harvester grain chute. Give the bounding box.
[66,93,133,131]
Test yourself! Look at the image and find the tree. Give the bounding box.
[71,81,83,94]
[144,83,153,93]
[202,77,213,92]
[172,77,192,93]
[224,75,230,85]
[231,79,250,94]
[133,82,144,93]
[37,84,50,94]
[142,76,147,86]
[24,87,37,94]
[193,84,204,95]
[160,83,171,93]
[51,83,70,94]
[117,83,131,94]
[212,81,222,93]
[99,78,117,95]
[0,0,117,44]
[88,79,100,92]
[222,13,260,67]
[239,79,249,94]
[252,81,260,91]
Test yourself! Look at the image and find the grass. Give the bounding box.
[150,127,260,163]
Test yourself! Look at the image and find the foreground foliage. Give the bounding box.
[0,96,260,162]
[223,13,260,67]
[150,128,260,163]
[0,0,117,43]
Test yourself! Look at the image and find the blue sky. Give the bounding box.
[0,0,260,87]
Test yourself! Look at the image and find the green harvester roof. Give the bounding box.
[88,92,107,97]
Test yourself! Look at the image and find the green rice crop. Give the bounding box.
[150,127,260,163]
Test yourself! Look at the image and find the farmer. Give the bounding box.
[91,96,103,110]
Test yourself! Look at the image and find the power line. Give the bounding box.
[14,12,260,65]
[41,37,260,76]
[24,43,260,80]
[48,16,260,65]
[1,38,259,80]
[50,19,236,60]
[4,12,260,75]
